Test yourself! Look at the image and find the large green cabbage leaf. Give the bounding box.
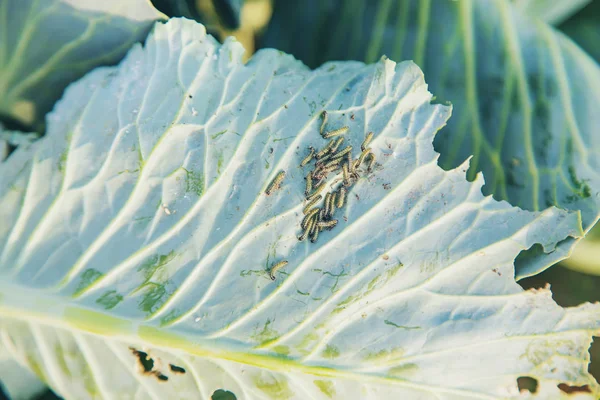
[0,18,598,399]
[260,0,600,279]
[0,0,164,131]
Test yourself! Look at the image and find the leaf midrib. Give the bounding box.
[0,279,513,399]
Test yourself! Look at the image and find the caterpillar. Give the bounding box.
[330,145,352,161]
[269,260,288,280]
[342,162,350,186]
[366,153,376,172]
[307,181,326,201]
[361,131,374,151]
[330,137,345,153]
[310,222,319,243]
[297,229,310,242]
[265,170,286,195]
[317,219,337,229]
[303,194,322,214]
[305,171,313,197]
[299,215,317,241]
[337,187,347,208]
[328,192,337,217]
[323,158,342,169]
[324,193,332,217]
[320,111,328,134]
[316,139,336,159]
[318,208,326,222]
[355,148,372,169]
[300,148,315,167]
[323,126,349,139]
[302,207,320,229]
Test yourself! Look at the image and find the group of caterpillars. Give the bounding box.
[265,110,377,280]
[297,110,375,243]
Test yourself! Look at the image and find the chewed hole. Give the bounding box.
[154,372,169,382]
[517,376,538,393]
[518,263,600,386]
[129,347,153,372]
[129,347,170,382]
[169,364,186,374]
[589,337,600,385]
[211,389,237,400]
[557,383,591,394]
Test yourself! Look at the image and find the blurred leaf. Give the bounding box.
[0,358,47,400]
[559,0,600,64]
[212,0,244,29]
[151,0,204,21]
[562,223,600,276]
[0,0,164,132]
[197,0,272,60]
[512,0,591,25]
[150,0,248,33]
[261,0,600,279]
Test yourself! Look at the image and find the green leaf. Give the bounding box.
[261,0,600,279]
[0,0,164,131]
[512,0,591,25]
[0,18,597,399]
[151,0,205,22]
[559,0,600,64]
[211,0,244,29]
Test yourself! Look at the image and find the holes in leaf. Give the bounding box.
[130,348,154,373]
[518,256,600,307]
[514,243,546,282]
[169,364,186,374]
[211,389,237,400]
[557,383,591,394]
[517,259,600,387]
[589,337,600,385]
[155,372,169,382]
[129,347,170,382]
[517,376,538,394]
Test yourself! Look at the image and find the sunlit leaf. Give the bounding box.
[0,18,597,399]
[261,0,600,279]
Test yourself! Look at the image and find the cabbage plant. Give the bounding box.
[0,1,599,399]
